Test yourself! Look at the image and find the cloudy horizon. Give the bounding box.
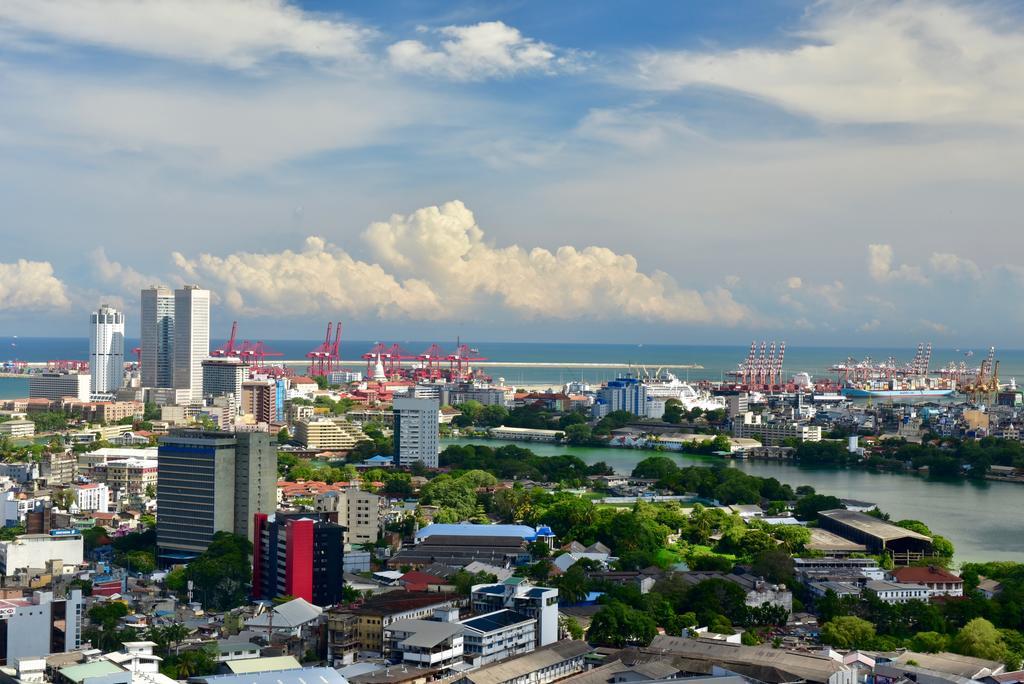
[2,0,1022,346]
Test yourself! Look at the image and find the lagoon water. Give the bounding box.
[444,438,1024,565]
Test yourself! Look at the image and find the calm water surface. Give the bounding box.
[444,438,1024,565]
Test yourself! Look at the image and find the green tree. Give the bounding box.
[794,495,844,521]
[952,618,1008,662]
[588,601,657,647]
[820,616,877,649]
[911,631,950,653]
[662,399,685,424]
[276,427,291,443]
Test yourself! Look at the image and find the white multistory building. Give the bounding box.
[29,372,90,402]
[89,304,125,395]
[73,483,109,513]
[393,396,440,468]
[172,285,211,403]
[140,286,175,389]
[201,357,248,411]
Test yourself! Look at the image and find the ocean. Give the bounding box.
[2,336,1022,397]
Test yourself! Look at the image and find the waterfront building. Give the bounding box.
[594,377,647,417]
[471,578,559,647]
[252,512,344,607]
[29,371,90,402]
[818,509,932,564]
[89,304,125,395]
[0,420,35,438]
[393,396,440,468]
[294,418,367,451]
[140,286,175,388]
[315,489,382,545]
[172,285,210,403]
[156,430,275,562]
[732,412,822,445]
[202,357,248,410]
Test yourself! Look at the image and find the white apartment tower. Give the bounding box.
[89,304,125,395]
[393,396,440,468]
[140,287,175,388]
[173,285,211,403]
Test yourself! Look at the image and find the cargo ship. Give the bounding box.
[840,376,956,398]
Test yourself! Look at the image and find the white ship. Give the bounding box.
[640,369,726,412]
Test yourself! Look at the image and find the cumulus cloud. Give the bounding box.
[170,236,443,319]
[785,276,803,290]
[168,201,748,324]
[929,252,981,280]
[867,244,927,283]
[388,21,574,80]
[0,259,70,312]
[362,201,747,323]
[633,1,1024,125]
[0,0,371,69]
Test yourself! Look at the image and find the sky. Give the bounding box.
[2,0,1023,346]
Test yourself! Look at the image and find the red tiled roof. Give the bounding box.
[891,566,962,584]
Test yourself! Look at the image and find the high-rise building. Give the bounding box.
[241,379,277,425]
[202,357,248,410]
[315,489,382,545]
[393,396,440,468]
[89,304,125,395]
[28,371,90,402]
[0,589,83,666]
[140,286,175,388]
[156,430,275,562]
[172,285,210,403]
[252,512,344,607]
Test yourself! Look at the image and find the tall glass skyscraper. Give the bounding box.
[140,286,175,388]
[173,285,210,403]
[89,304,125,395]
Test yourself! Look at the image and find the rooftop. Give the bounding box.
[460,610,534,634]
[890,566,963,584]
[58,660,125,683]
[819,509,932,542]
[416,523,538,540]
[457,640,592,684]
[225,656,302,674]
[387,619,465,648]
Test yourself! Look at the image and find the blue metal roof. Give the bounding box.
[417,523,537,540]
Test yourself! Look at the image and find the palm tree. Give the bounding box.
[162,622,190,656]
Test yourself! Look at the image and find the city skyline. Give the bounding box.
[2,1,1023,345]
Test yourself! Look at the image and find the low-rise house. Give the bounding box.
[384,619,465,674]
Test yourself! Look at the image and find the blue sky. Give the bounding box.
[2,0,1023,346]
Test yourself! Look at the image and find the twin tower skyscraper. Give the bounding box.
[140,285,210,403]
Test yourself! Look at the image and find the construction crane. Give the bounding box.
[417,344,447,381]
[210,321,240,357]
[447,343,487,381]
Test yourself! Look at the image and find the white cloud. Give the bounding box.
[0,259,70,311]
[785,276,803,290]
[168,201,749,324]
[929,252,981,280]
[90,248,164,293]
[171,236,443,319]
[859,319,882,332]
[633,2,1024,125]
[363,201,747,323]
[0,0,371,69]
[5,71,436,172]
[388,21,573,80]
[867,244,927,283]
[575,107,700,151]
